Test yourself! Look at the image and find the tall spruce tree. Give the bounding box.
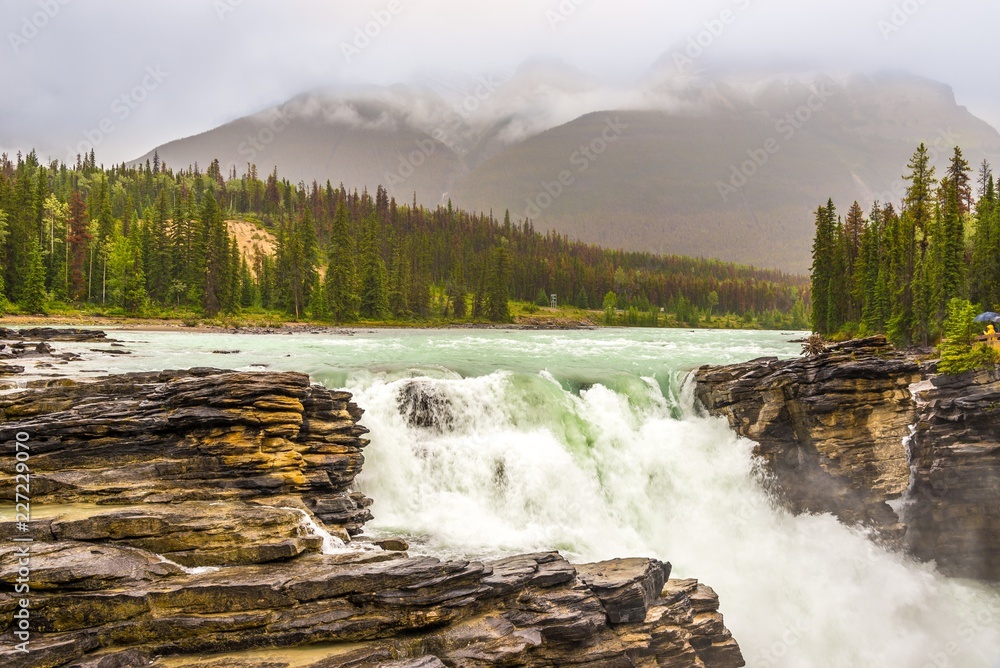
[324,204,359,322]
[486,240,511,322]
[0,210,7,306]
[359,214,389,319]
[843,201,865,324]
[200,189,229,315]
[22,235,47,313]
[970,171,994,309]
[810,200,837,334]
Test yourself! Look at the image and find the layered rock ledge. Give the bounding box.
[694,336,1000,580]
[1,369,744,667]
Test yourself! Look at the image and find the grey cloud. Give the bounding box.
[1,0,997,164]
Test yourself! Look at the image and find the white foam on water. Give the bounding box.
[283,507,350,555]
[155,554,221,576]
[353,370,1000,668]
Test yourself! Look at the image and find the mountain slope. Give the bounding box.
[136,71,1000,273]
[449,74,1000,273]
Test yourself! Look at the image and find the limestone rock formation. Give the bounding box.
[0,547,742,668]
[904,368,1000,579]
[694,336,1000,580]
[0,368,374,535]
[0,369,745,667]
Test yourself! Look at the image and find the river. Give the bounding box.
[19,327,1000,668]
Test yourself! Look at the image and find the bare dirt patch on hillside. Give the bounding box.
[227,220,275,262]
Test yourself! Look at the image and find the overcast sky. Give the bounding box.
[2,0,997,165]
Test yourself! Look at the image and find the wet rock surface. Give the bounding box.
[0,328,109,343]
[904,368,1000,579]
[396,381,455,431]
[695,336,1000,580]
[0,328,112,385]
[0,368,744,667]
[0,369,373,535]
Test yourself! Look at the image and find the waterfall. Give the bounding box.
[352,369,1000,668]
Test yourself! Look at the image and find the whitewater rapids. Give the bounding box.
[352,369,1000,668]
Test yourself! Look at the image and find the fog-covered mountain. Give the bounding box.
[136,63,1000,273]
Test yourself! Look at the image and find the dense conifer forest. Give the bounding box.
[0,150,809,327]
[810,144,1000,346]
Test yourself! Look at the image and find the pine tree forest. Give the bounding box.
[0,150,810,327]
[810,143,999,345]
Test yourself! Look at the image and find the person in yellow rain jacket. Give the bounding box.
[987,324,996,336]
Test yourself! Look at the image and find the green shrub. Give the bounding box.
[938,299,1000,375]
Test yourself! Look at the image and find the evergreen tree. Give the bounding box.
[937,171,967,315]
[145,189,173,303]
[858,203,883,332]
[223,233,240,314]
[308,276,329,320]
[945,146,973,215]
[324,204,359,322]
[200,189,229,315]
[904,145,938,345]
[970,175,994,309]
[485,240,511,322]
[446,262,466,319]
[843,201,865,324]
[359,215,389,319]
[22,235,47,313]
[0,210,7,306]
[810,201,836,333]
[388,235,411,317]
[6,157,39,301]
[239,255,258,308]
[472,253,489,319]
